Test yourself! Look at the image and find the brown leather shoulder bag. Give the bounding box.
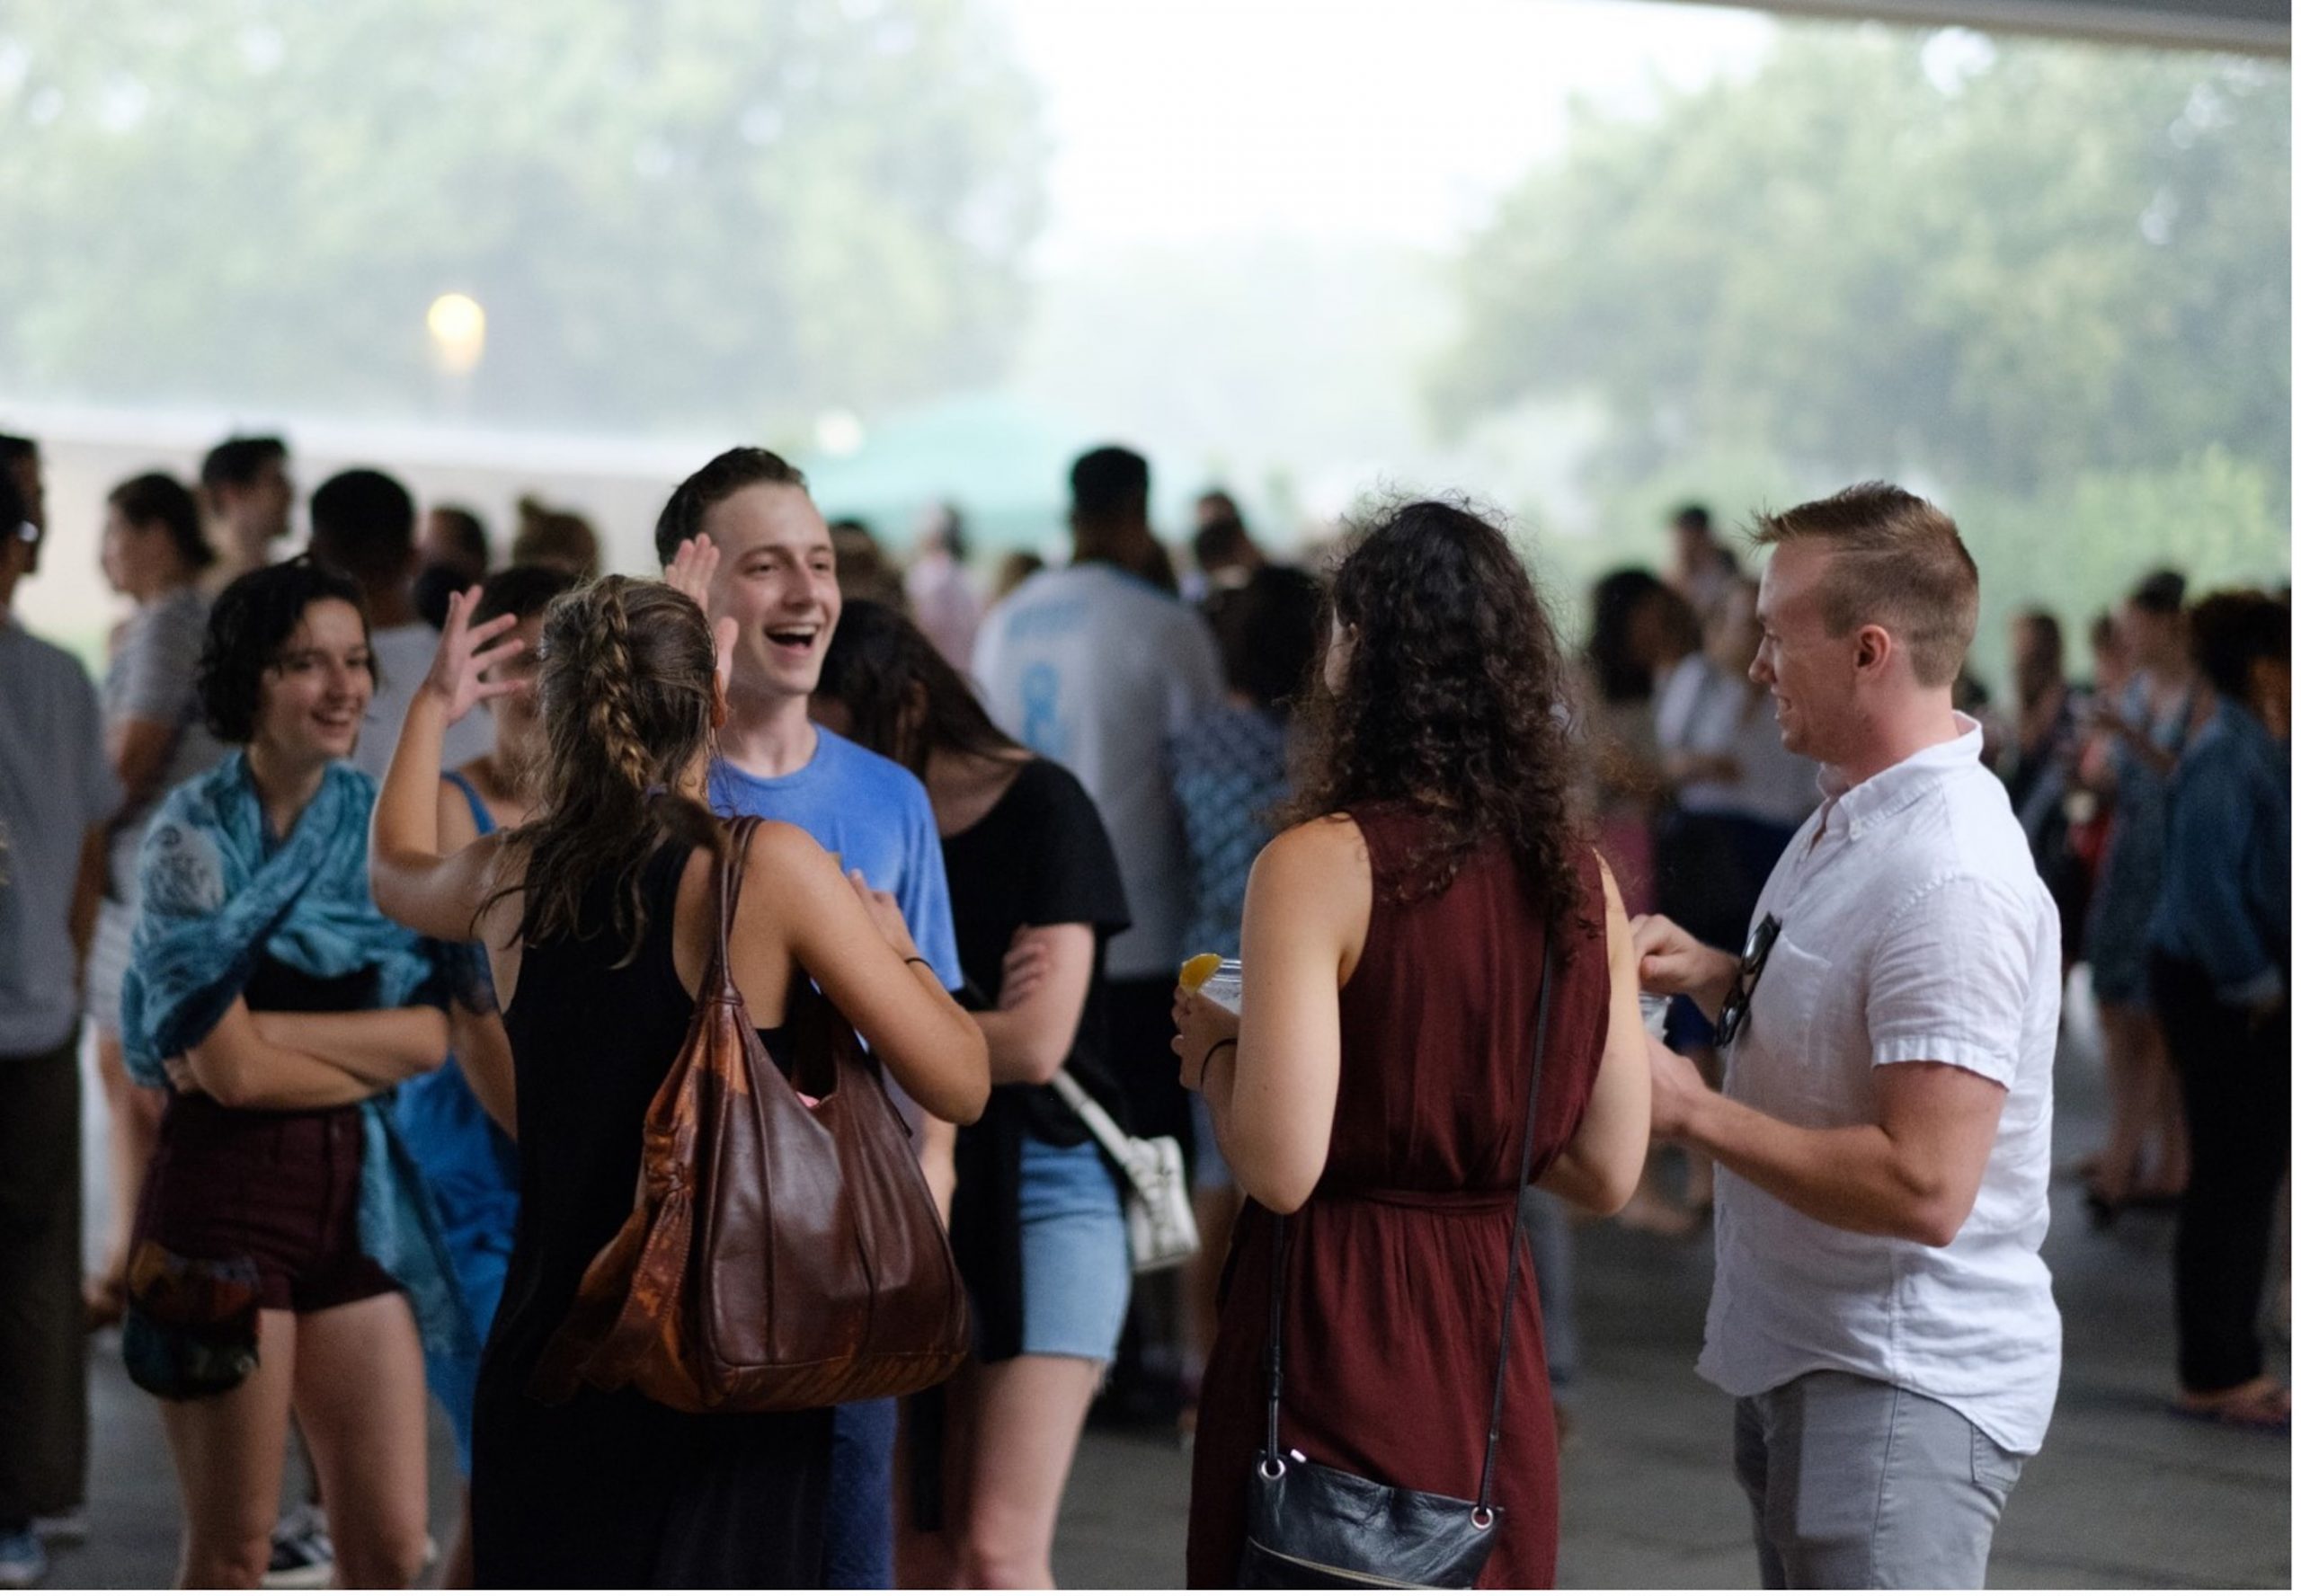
[530,815,970,1412]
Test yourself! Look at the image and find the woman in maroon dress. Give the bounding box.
[1175,500,1652,1589]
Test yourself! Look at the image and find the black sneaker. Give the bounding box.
[262,1504,333,1591]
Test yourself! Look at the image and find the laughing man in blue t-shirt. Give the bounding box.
[657,447,962,1591]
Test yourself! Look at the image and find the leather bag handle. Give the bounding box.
[708,816,760,1000]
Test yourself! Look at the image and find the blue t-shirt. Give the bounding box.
[706,724,964,990]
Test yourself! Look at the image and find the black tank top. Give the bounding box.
[488,842,793,1378]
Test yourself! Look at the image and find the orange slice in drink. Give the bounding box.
[1178,953,1224,992]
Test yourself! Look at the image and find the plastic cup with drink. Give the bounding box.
[1179,952,1243,1015]
[1638,991,1671,1041]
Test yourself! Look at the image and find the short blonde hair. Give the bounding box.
[1752,483,1977,687]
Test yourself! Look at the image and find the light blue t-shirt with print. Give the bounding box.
[706,724,963,991]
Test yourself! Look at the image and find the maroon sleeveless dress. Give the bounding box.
[1186,806,1612,1590]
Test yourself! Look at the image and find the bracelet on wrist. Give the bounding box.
[1201,1037,1239,1074]
[904,955,933,971]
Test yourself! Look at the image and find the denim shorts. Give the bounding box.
[1011,1133,1130,1362]
[1188,1093,1232,1191]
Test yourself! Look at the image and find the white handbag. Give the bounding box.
[1048,1069,1201,1274]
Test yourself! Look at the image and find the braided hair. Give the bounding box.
[492,576,722,962]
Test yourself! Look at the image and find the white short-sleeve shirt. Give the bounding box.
[1698,716,2064,1454]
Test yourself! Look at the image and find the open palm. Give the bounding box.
[424,587,528,725]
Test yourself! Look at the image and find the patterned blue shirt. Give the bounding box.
[1170,705,1292,960]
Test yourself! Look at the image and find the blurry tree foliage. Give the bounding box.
[1435,29,2290,501]
[0,0,1046,433]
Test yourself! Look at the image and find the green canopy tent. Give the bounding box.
[797,391,1088,560]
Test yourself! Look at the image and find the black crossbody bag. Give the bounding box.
[1238,945,1555,1590]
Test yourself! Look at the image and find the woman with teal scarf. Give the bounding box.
[119,558,472,1589]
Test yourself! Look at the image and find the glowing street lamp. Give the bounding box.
[426,292,486,375]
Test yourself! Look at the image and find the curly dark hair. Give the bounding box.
[1285,498,1587,930]
[196,556,370,743]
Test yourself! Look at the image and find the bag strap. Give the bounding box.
[1474,941,1554,1517]
[710,816,761,998]
[1049,1069,1159,1202]
[1261,941,1556,1521]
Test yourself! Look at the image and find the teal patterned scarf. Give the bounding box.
[121,751,477,1365]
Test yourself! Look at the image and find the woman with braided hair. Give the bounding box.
[369,576,988,1587]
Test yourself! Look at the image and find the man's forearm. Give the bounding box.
[1677,1090,1963,1246]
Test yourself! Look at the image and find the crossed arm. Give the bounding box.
[172,998,449,1111]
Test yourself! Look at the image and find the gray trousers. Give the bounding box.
[1733,1370,2024,1590]
[0,1033,86,1526]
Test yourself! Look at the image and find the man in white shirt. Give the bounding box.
[1634,483,2061,1590]
[307,468,492,782]
[974,446,1223,1130]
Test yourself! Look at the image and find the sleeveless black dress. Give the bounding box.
[471,844,831,1589]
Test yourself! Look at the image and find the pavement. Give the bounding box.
[43,979,2291,1589]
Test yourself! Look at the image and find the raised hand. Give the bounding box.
[665,535,721,613]
[423,587,526,726]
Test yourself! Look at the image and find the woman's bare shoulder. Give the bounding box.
[740,816,831,869]
[1256,812,1370,894]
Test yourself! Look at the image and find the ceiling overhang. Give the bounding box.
[1671,0,2288,55]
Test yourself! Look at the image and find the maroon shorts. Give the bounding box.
[133,1092,400,1316]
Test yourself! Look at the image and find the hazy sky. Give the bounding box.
[996,0,1778,262]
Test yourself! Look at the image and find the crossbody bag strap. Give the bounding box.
[1048,1069,1158,1202]
[1473,941,1554,1518]
[1265,1204,1287,1471]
